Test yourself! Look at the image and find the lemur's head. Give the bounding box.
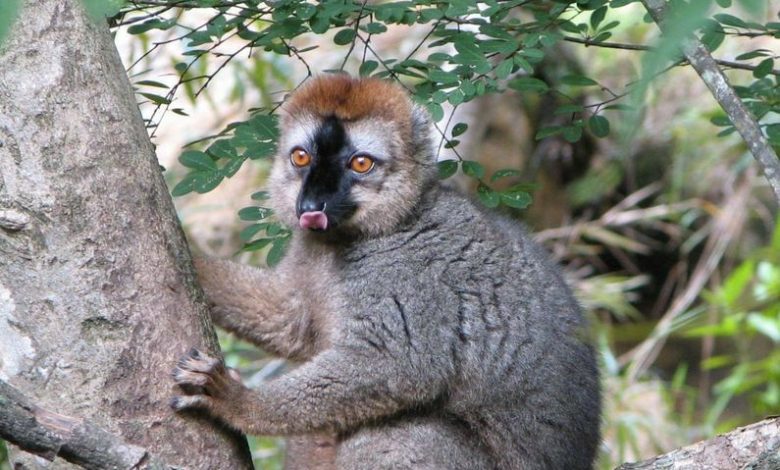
[267,74,435,240]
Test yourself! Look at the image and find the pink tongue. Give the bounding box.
[299,211,328,230]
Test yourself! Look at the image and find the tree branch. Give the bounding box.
[0,380,175,470]
[562,36,780,76]
[617,417,780,469]
[640,0,780,204]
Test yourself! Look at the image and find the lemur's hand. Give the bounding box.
[171,348,246,425]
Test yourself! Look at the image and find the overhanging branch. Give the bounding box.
[0,379,176,469]
[641,0,780,204]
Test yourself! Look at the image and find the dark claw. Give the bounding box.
[170,396,182,410]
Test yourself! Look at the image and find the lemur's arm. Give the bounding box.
[171,346,448,435]
[194,257,321,361]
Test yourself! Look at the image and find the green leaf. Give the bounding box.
[520,48,545,62]
[208,139,239,159]
[193,171,223,193]
[701,29,726,52]
[710,115,732,127]
[535,125,563,140]
[491,168,522,182]
[0,0,20,46]
[296,3,317,20]
[221,156,246,177]
[754,58,774,79]
[171,174,198,197]
[513,56,533,73]
[453,35,489,68]
[179,150,216,171]
[140,92,171,105]
[128,18,175,35]
[265,224,281,237]
[560,74,598,87]
[309,14,330,34]
[714,13,747,28]
[717,259,755,307]
[333,28,356,45]
[477,183,500,208]
[426,102,444,122]
[437,160,459,180]
[266,239,288,267]
[248,114,279,140]
[239,223,268,242]
[747,313,780,342]
[590,6,607,31]
[452,123,468,137]
[462,160,485,179]
[495,59,513,79]
[562,125,583,143]
[363,22,387,34]
[429,69,459,85]
[735,49,770,61]
[507,77,548,93]
[238,206,273,221]
[588,115,610,138]
[448,89,465,106]
[427,52,452,63]
[251,190,270,200]
[243,237,273,252]
[359,60,379,77]
[766,123,780,144]
[443,139,460,149]
[83,0,125,22]
[500,189,532,209]
[555,104,585,115]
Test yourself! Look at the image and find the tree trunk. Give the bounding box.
[0,1,253,468]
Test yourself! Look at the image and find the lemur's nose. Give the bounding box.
[298,199,325,214]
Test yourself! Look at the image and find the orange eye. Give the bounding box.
[290,149,311,168]
[349,155,375,174]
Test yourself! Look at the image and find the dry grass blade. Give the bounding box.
[619,172,753,381]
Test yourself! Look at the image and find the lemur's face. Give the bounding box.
[267,75,434,239]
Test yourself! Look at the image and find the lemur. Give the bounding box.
[172,74,601,469]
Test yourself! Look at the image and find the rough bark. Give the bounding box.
[0,379,176,469]
[617,417,780,470]
[0,1,252,468]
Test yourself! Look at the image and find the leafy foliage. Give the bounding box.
[0,440,8,470]
[0,0,21,45]
[120,0,779,217]
[687,221,780,427]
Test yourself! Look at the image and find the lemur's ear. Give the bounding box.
[410,103,434,162]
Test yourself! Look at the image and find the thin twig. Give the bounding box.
[563,36,780,76]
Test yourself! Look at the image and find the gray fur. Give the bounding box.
[180,187,601,469]
[173,77,601,470]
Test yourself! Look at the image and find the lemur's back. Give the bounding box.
[339,186,601,468]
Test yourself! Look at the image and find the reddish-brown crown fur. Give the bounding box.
[283,74,413,132]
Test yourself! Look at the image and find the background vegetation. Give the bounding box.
[1,0,779,468]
